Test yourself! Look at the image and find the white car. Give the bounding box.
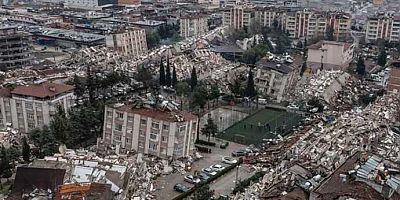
[287,104,299,110]
[222,157,237,164]
[202,168,217,176]
[184,175,201,184]
[211,164,225,172]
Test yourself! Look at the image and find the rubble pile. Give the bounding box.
[0,127,21,148]
[235,93,400,199]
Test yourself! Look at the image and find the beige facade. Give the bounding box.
[222,6,254,30]
[307,41,354,72]
[180,15,209,39]
[255,60,298,102]
[100,104,198,158]
[366,14,400,43]
[0,82,75,133]
[105,29,147,58]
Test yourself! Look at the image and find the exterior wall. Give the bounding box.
[105,29,147,58]
[101,106,198,159]
[307,42,354,71]
[255,68,291,103]
[180,16,209,38]
[118,0,140,5]
[0,92,75,133]
[222,6,253,30]
[366,16,400,43]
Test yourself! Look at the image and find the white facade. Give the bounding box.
[366,14,400,43]
[180,16,209,39]
[222,6,253,30]
[106,29,148,58]
[307,41,354,72]
[101,104,198,158]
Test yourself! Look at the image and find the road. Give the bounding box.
[211,164,254,196]
[153,141,250,199]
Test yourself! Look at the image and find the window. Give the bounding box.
[16,103,21,108]
[106,122,112,129]
[138,141,144,148]
[163,124,169,130]
[28,122,35,129]
[140,119,147,125]
[126,138,130,144]
[27,113,34,120]
[150,133,157,140]
[152,122,159,129]
[149,143,158,151]
[117,112,123,119]
[179,125,186,132]
[25,103,33,110]
[161,136,167,142]
[115,135,121,141]
[139,129,145,137]
[127,116,134,122]
[107,111,113,117]
[115,124,123,131]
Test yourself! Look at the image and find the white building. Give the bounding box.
[222,5,254,30]
[106,29,148,58]
[0,82,75,133]
[64,0,117,10]
[100,103,198,158]
[255,59,299,102]
[365,13,400,43]
[180,15,209,39]
[307,40,354,72]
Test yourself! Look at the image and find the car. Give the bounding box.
[197,173,210,181]
[222,156,237,164]
[211,164,225,172]
[287,104,299,110]
[174,183,190,193]
[220,141,229,149]
[232,150,246,157]
[184,175,201,184]
[202,167,217,176]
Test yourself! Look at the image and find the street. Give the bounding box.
[153,141,253,199]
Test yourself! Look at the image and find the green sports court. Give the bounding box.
[217,108,303,145]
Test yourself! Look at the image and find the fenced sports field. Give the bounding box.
[217,108,303,145]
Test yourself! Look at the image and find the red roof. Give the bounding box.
[115,104,197,122]
[11,82,74,98]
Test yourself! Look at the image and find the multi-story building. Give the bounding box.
[254,7,286,28]
[180,15,209,38]
[0,82,75,133]
[117,0,141,5]
[0,10,63,25]
[64,0,118,10]
[100,103,198,158]
[0,26,33,71]
[255,59,299,102]
[105,29,147,58]
[222,5,254,30]
[387,62,400,93]
[365,13,400,43]
[307,40,354,72]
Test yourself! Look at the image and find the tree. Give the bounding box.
[190,67,198,90]
[244,69,257,98]
[377,49,387,67]
[190,84,208,109]
[273,18,279,30]
[300,61,307,77]
[159,58,165,86]
[296,40,303,49]
[356,56,366,76]
[176,81,190,110]
[0,146,11,179]
[210,84,220,100]
[192,185,214,200]
[146,31,161,49]
[229,78,243,96]
[172,65,177,88]
[165,57,172,87]
[29,126,57,158]
[50,105,70,145]
[135,66,153,91]
[72,74,85,100]
[325,25,335,41]
[201,117,218,142]
[22,137,30,162]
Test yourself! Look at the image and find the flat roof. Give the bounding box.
[256,58,294,74]
[38,28,105,43]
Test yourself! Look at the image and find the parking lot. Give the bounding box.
[154,140,253,199]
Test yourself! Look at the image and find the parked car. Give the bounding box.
[222,156,237,164]
[232,150,246,157]
[202,167,217,176]
[197,173,210,181]
[220,141,229,149]
[184,175,201,184]
[174,183,190,193]
[287,104,299,110]
[211,164,225,172]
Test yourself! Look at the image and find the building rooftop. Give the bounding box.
[11,82,74,98]
[308,40,353,51]
[256,58,294,74]
[37,28,105,43]
[113,103,197,122]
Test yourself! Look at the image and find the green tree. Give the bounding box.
[356,56,366,76]
[176,81,191,110]
[201,117,218,142]
[72,74,85,101]
[159,58,165,86]
[210,84,220,100]
[0,146,11,178]
[172,65,177,88]
[29,126,57,158]
[135,66,154,91]
[190,67,198,90]
[192,185,214,200]
[22,137,30,162]
[377,49,387,67]
[165,57,171,87]
[146,31,161,49]
[229,78,243,96]
[50,105,70,145]
[190,84,208,109]
[244,69,257,98]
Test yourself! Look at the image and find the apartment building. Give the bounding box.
[365,13,400,43]
[105,29,147,58]
[254,7,286,28]
[100,103,198,158]
[222,5,254,30]
[0,26,33,71]
[0,82,75,133]
[307,40,354,72]
[255,58,299,102]
[64,0,117,10]
[180,15,209,39]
